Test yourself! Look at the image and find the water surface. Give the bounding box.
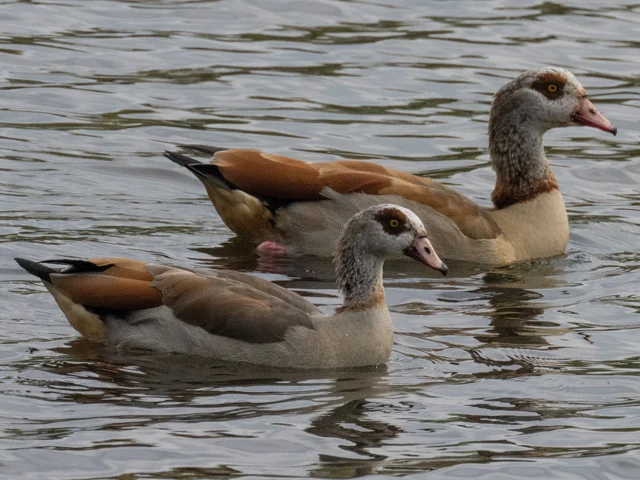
[1,1,639,479]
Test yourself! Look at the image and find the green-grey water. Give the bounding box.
[1,1,639,479]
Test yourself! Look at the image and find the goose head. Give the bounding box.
[490,67,617,136]
[489,67,617,209]
[334,204,447,309]
[336,204,448,273]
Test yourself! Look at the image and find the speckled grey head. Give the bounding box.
[336,204,447,274]
[490,67,616,135]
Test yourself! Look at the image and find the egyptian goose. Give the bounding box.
[15,205,448,369]
[164,67,616,264]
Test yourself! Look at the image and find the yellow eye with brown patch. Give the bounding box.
[389,219,399,228]
[547,84,558,93]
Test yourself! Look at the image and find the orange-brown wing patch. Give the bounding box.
[213,149,325,200]
[50,275,162,310]
[321,163,499,239]
[87,258,154,281]
[316,165,392,194]
[330,160,426,186]
[212,151,499,239]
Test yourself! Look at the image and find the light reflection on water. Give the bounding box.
[1,1,639,479]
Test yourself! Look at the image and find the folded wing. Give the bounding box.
[17,257,318,344]
[205,149,499,240]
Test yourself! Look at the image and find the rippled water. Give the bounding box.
[1,1,639,479]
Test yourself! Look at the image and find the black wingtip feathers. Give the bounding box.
[15,258,54,282]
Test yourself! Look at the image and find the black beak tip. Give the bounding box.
[439,264,449,276]
[611,125,618,136]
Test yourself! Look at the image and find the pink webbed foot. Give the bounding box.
[256,241,287,256]
[256,241,289,274]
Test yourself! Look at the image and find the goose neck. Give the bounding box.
[335,243,385,312]
[489,109,557,209]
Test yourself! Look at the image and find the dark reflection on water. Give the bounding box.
[1,0,639,479]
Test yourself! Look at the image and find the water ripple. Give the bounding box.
[1,0,639,479]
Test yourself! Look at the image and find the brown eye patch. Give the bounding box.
[374,207,410,235]
[530,71,567,100]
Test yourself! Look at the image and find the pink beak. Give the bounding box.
[404,235,448,276]
[572,96,617,135]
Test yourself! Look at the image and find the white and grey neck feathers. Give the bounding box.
[332,204,444,311]
[334,226,385,312]
[489,99,558,209]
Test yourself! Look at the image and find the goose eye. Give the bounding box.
[389,219,399,228]
[547,84,558,93]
